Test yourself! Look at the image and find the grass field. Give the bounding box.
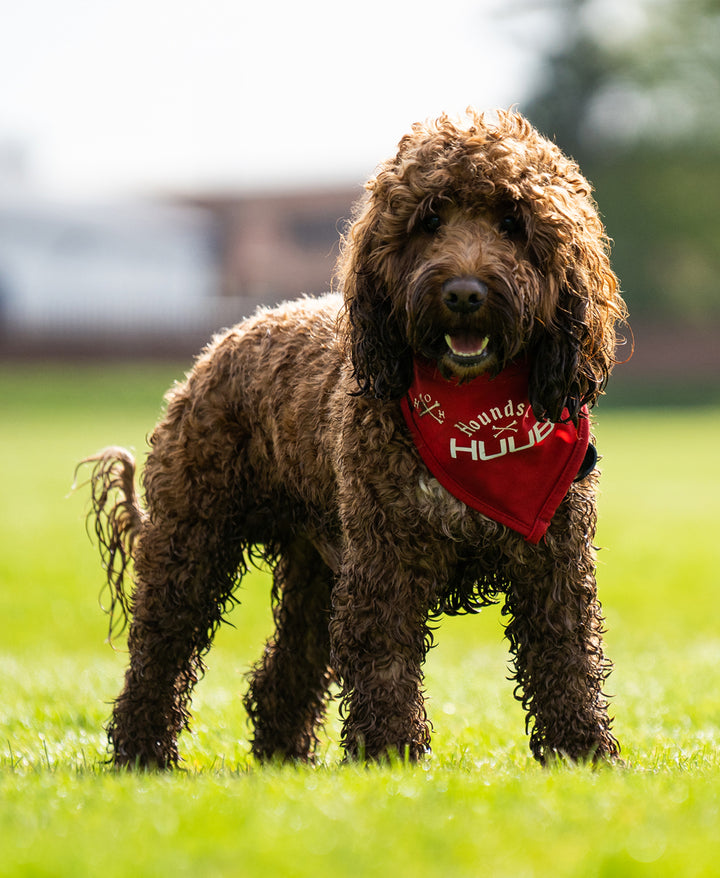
[1,362,719,877]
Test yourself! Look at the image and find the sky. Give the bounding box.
[0,0,552,199]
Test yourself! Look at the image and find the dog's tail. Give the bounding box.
[75,447,145,642]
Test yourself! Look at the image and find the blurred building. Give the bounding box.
[179,187,360,300]
[0,185,361,357]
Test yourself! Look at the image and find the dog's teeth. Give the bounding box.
[445,334,489,358]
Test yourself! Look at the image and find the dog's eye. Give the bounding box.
[421,214,442,234]
[500,214,523,236]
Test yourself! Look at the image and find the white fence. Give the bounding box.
[0,195,268,351]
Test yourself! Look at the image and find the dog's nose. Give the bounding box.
[442,277,488,313]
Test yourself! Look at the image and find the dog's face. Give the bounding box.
[340,111,626,422]
[395,198,547,385]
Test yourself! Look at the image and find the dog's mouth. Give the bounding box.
[444,331,491,365]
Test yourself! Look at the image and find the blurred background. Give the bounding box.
[0,0,718,404]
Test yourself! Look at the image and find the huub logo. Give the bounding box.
[450,419,555,461]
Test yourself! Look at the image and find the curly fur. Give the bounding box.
[81,109,626,768]
[77,448,143,641]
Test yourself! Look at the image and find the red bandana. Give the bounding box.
[400,358,590,543]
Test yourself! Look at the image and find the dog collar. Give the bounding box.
[400,357,591,543]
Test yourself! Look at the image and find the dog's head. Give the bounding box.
[338,110,627,422]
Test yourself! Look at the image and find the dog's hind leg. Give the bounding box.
[104,382,252,768]
[107,502,245,768]
[244,537,335,762]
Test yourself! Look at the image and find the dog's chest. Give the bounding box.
[414,472,480,539]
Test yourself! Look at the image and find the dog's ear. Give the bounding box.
[337,192,413,399]
[528,191,627,423]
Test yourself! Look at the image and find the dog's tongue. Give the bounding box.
[445,332,489,357]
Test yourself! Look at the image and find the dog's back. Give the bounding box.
[147,293,349,550]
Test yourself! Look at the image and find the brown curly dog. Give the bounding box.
[82,109,627,768]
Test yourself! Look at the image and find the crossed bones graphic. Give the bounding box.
[491,420,519,437]
[414,395,445,424]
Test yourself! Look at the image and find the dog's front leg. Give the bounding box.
[329,398,457,761]
[330,546,436,762]
[502,495,620,763]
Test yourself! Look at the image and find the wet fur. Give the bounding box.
[82,110,626,767]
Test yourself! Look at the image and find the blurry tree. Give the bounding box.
[512,0,720,323]
[522,0,720,158]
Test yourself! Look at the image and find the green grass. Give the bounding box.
[1,362,720,877]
